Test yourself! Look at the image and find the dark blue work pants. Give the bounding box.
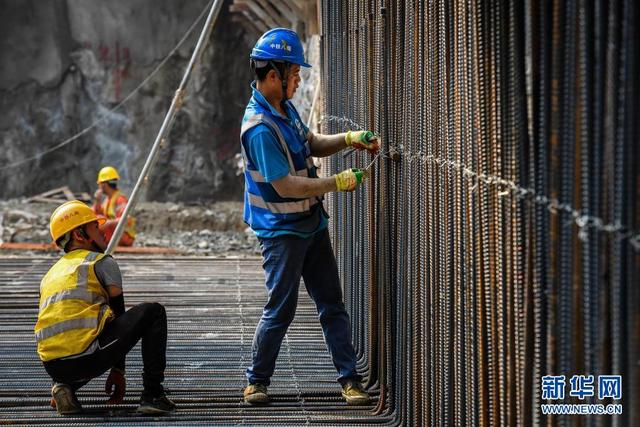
[246,229,361,386]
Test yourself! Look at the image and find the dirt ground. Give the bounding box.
[0,199,260,257]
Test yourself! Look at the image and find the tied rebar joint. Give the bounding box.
[389,147,401,162]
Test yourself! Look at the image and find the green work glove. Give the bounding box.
[334,168,366,192]
[345,130,379,153]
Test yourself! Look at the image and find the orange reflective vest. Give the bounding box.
[98,190,136,238]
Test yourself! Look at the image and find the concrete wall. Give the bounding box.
[0,0,256,201]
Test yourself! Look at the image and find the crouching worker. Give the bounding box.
[35,200,174,415]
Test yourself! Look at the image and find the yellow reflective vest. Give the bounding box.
[34,250,114,362]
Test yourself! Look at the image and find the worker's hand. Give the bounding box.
[96,216,107,231]
[334,168,366,192]
[105,368,126,405]
[345,130,379,153]
[94,188,103,204]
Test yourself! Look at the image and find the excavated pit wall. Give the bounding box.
[0,0,275,202]
[0,0,321,254]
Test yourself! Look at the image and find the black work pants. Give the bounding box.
[43,302,167,397]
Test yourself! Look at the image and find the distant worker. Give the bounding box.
[240,28,379,406]
[35,200,175,415]
[92,166,136,246]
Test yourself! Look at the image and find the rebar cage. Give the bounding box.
[321,1,639,425]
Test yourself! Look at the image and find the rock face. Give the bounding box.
[0,0,257,202]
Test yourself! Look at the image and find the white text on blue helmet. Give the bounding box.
[270,42,292,52]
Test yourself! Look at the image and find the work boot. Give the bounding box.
[244,383,269,405]
[137,393,176,415]
[51,383,82,415]
[341,380,370,405]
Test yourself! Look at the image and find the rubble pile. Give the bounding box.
[0,199,259,256]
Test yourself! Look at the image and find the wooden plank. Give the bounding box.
[25,186,66,202]
[231,15,264,37]
[76,192,92,202]
[32,187,66,198]
[114,246,180,254]
[0,242,57,251]
[0,242,180,254]
[230,1,270,34]
[28,197,68,204]
[61,186,75,201]
[229,2,250,12]
[268,0,297,24]
[287,0,305,18]
[236,0,279,28]
[241,10,269,33]
[306,0,319,35]
[255,0,289,28]
[316,0,322,36]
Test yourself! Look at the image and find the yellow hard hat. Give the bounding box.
[49,200,106,242]
[97,166,120,183]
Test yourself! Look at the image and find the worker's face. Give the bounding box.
[73,221,107,252]
[268,64,301,101]
[285,64,301,99]
[99,182,109,193]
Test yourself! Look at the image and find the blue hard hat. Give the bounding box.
[250,28,311,68]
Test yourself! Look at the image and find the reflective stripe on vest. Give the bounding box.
[34,303,111,342]
[39,287,105,311]
[35,317,98,342]
[241,114,317,214]
[247,193,319,214]
[247,167,309,183]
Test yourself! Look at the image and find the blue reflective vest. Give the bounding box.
[241,88,326,237]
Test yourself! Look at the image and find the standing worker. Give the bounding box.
[240,28,379,406]
[92,166,136,246]
[35,200,175,415]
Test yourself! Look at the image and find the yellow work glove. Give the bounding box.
[334,168,366,192]
[345,130,379,153]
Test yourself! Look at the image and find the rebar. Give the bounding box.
[321,0,639,424]
[0,257,386,426]
[1,0,638,425]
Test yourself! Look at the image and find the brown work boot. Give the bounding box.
[341,380,370,405]
[244,383,269,405]
[51,383,82,415]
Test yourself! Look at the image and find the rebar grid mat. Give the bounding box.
[0,257,384,426]
[321,1,639,425]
